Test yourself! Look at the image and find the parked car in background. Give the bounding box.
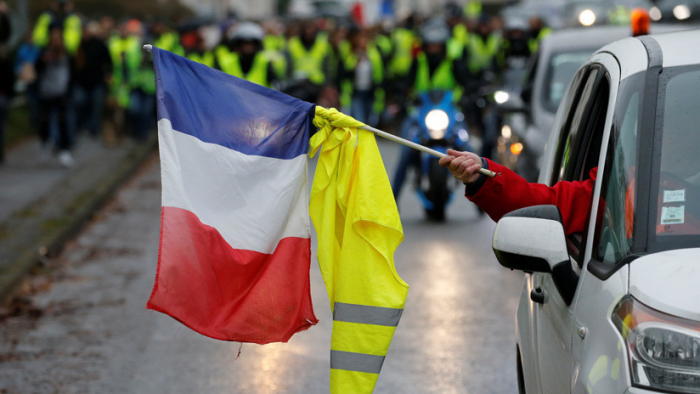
[497,26,631,181]
[492,29,700,394]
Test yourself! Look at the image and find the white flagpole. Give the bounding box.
[360,125,497,178]
[143,44,496,178]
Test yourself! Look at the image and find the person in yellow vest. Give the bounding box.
[121,19,153,141]
[392,18,470,201]
[372,21,394,67]
[446,1,469,60]
[33,0,82,56]
[327,23,350,87]
[467,15,502,77]
[107,20,142,140]
[219,22,278,89]
[527,16,552,54]
[261,19,287,80]
[284,20,331,102]
[388,14,417,81]
[403,18,470,101]
[336,27,385,125]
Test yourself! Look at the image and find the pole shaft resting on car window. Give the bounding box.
[142,45,496,179]
[360,125,497,178]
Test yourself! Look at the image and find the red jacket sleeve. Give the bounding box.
[468,159,596,235]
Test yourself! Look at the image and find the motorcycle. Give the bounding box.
[403,90,472,221]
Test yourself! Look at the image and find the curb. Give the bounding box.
[0,136,158,303]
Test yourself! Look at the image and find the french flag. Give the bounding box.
[146,47,318,344]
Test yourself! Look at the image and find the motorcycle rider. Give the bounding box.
[219,22,278,89]
[391,18,470,202]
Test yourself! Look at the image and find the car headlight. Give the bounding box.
[501,125,512,139]
[579,9,597,26]
[425,110,449,139]
[650,6,662,21]
[494,90,510,104]
[613,296,700,393]
[674,4,691,20]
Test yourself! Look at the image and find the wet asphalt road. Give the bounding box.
[0,139,523,393]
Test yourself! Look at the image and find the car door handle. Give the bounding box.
[530,286,545,304]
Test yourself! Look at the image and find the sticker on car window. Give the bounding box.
[663,189,685,203]
[660,206,685,225]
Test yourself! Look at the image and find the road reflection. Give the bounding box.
[419,241,469,394]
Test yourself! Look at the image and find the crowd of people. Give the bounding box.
[0,0,553,168]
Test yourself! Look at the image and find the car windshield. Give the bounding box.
[543,51,594,112]
[593,66,700,264]
[652,66,700,244]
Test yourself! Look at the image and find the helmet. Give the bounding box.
[229,22,264,42]
[420,18,450,45]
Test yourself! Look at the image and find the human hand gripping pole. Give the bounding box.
[143,43,495,177]
[359,124,496,178]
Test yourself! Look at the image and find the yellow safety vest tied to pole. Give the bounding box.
[310,107,409,394]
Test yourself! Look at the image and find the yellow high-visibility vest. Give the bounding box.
[220,52,271,88]
[33,12,82,55]
[414,53,462,100]
[310,107,409,394]
[109,35,142,108]
[287,35,329,85]
[468,33,502,74]
[389,28,416,77]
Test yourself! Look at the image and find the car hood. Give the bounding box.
[629,248,700,321]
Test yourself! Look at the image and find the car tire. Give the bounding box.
[517,346,526,394]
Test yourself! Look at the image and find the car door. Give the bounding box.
[533,58,616,394]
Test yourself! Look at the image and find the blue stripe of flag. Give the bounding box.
[152,47,314,160]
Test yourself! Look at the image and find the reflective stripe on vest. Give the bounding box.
[330,302,403,374]
[221,52,270,87]
[287,35,329,85]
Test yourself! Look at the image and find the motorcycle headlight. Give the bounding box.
[425,110,449,138]
[613,296,700,393]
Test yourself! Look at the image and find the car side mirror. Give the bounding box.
[492,205,578,305]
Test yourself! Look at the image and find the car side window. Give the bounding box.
[551,67,611,266]
[592,73,645,264]
[549,68,591,184]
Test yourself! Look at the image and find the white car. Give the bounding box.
[492,30,700,393]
